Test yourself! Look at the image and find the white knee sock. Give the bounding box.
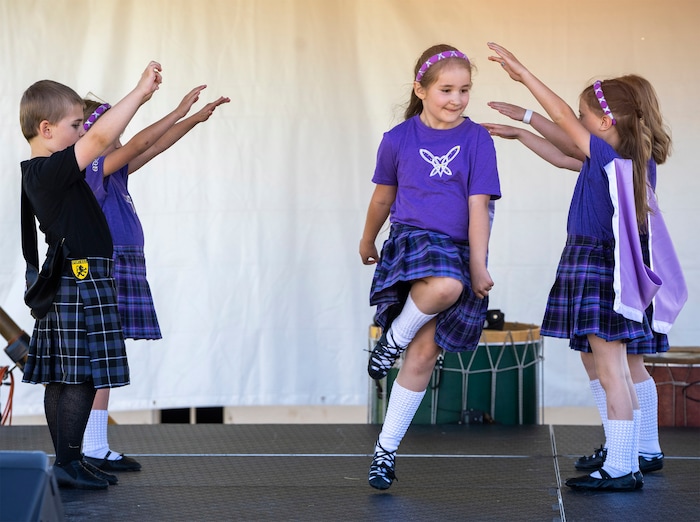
[589,379,608,447]
[377,382,426,453]
[388,294,437,348]
[596,419,634,478]
[631,409,641,472]
[82,409,109,459]
[635,378,662,456]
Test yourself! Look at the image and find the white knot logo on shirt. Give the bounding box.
[123,194,137,214]
[419,146,460,177]
[91,159,100,172]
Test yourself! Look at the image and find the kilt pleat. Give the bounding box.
[542,235,653,351]
[113,245,161,340]
[370,224,488,353]
[22,257,130,388]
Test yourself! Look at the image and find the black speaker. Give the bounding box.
[0,451,64,522]
[484,309,505,330]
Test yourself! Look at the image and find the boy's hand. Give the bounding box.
[137,61,163,99]
[190,96,231,123]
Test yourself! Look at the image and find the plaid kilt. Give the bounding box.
[22,257,130,388]
[570,234,669,354]
[370,223,488,353]
[541,235,653,352]
[113,245,161,340]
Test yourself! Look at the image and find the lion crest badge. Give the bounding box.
[71,259,89,280]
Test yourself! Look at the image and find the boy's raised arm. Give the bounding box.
[75,61,162,170]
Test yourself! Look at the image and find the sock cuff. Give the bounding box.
[391,381,427,403]
[89,409,109,423]
[634,377,656,394]
[388,294,437,347]
[403,293,430,317]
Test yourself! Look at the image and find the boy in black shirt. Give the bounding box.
[19,62,162,489]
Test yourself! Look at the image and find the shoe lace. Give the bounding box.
[584,445,605,461]
[369,335,403,371]
[369,442,396,482]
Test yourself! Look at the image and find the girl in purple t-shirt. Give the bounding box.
[488,42,686,491]
[360,44,501,490]
[80,87,229,473]
[483,78,673,481]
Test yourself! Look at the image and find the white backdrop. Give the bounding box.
[1,0,698,416]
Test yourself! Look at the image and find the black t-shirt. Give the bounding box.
[21,146,113,258]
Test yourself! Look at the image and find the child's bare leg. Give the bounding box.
[588,335,636,478]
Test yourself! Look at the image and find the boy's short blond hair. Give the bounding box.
[19,80,85,141]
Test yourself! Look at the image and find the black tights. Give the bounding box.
[44,382,96,466]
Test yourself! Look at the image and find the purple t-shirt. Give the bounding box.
[372,116,501,242]
[566,135,618,240]
[567,136,658,240]
[84,157,145,247]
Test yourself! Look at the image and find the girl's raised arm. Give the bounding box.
[487,43,591,157]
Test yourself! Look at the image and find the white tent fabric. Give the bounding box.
[1,0,698,416]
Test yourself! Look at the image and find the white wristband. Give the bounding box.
[522,109,533,125]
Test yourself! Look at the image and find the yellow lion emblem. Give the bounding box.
[71,259,89,280]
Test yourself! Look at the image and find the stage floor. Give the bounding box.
[1,423,698,521]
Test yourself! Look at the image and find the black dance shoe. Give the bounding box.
[368,441,397,490]
[81,458,119,484]
[53,460,109,490]
[84,451,142,472]
[639,453,664,473]
[367,332,405,380]
[565,469,637,491]
[574,445,606,471]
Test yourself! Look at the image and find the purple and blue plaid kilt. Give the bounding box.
[541,235,653,352]
[370,223,488,353]
[113,245,161,340]
[22,257,130,388]
[570,234,669,354]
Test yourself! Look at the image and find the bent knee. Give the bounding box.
[429,277,463,304]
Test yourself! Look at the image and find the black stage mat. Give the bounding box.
[1,424,698,521]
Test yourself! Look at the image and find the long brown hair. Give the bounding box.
[581,79,653,231]
[618,74,672,165]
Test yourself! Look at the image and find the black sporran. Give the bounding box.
[24,238,67,320]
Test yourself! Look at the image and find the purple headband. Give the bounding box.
[83,103,111,131]
[593,80,616,125]
[415,50,469,82]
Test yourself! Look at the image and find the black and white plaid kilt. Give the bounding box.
[370,223,488,353]
[541,235,653,352]
[113,245,162,340]
[22,257,130,388]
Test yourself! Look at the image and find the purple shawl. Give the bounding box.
[605,158,687,333]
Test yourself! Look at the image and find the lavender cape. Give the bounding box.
[606,158,687,333]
